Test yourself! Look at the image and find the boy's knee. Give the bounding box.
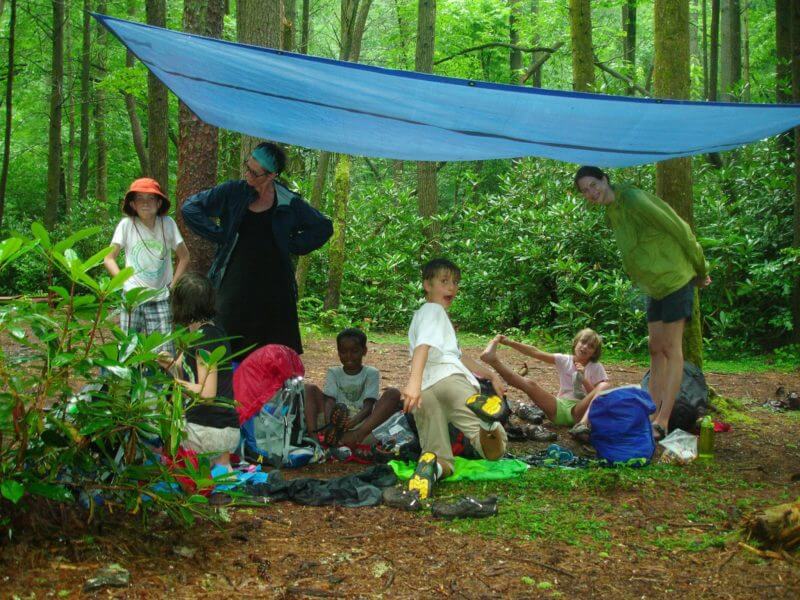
[382,387,402,405]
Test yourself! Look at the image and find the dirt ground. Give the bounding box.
[2,337,800,599]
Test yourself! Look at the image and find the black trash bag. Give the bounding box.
[641,361,708,432]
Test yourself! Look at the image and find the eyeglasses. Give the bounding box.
[243,160,268,179]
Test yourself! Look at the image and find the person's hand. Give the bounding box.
[490,373,507,397]
[402,384,422,413]
[157,350,175,370]
[695,274,712,288]
[497,334,509,345]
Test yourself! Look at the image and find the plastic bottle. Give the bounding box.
[698,415,714,460]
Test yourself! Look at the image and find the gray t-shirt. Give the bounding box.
[322,365,380,411]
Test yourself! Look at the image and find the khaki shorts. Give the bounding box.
[183,422,240,456]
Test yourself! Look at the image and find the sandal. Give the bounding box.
[652,423,667,442]
[323,403,350,447]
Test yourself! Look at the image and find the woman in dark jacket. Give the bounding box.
[182,142,333,357]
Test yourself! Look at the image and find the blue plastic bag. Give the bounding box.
[589,385,656,465]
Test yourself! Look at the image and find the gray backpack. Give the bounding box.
[242,377,323,467]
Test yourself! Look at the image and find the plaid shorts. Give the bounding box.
[120,297,174,353]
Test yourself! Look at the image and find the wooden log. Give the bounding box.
[744,501,800,549]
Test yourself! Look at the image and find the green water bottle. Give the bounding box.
[698,415,714,461]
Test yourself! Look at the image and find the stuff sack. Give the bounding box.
[589,385,656,464]
[234,345,321,467]
[641,361,708,433]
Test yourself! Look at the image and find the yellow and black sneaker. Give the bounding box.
[466,393,510,423]
[407,452,439,500]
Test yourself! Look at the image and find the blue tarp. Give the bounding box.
[96,14,800,167]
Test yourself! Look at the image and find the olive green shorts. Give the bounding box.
[554,397,578,426]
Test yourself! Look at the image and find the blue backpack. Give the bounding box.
[589,386,656,465]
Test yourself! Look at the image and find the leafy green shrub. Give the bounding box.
[0,225,227,536]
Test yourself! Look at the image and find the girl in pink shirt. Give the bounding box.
[481,329,611,439]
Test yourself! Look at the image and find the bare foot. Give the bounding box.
[480,335,502,364]
[517,361,529,377]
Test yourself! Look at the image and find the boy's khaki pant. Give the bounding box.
[413,374,508,472]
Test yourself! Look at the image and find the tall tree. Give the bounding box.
[622,0,636,95]
[777,0,792,104]
[301,0,310,54]
[283,0,296,51]
[0,0,16,229]
[719,0,741,101]
[64,0,74,214]
[45,0,65,229]
[78,0,91,201]
[792,0,800,339]
[528,0,542,87]
[125,0,148,176]
[94,0,108,203]
[709,0,719,100]
[237,0,282,165]
[324,0,374,309]
[569,0,594,92]
[741,0,750,101]
[146,0,168,191]
[416,0,438,250]
[654,0,702,367]
[177,0,225,274]
[509,0,522,82]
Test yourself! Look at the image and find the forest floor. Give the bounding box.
[2,336,800,599]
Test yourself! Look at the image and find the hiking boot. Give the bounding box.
[431,495,498,520]
[382,487,422,511]
[527,425,557,442]
[324,403,350,446]
[407,452,439,499]
[514,403,544,425]
[569,422,591,444]
[466,393,510,423]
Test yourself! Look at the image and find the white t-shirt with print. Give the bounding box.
[322,365,380,412]
[553,353,608,400]
[408,302,479,392]
[111,216,183,302]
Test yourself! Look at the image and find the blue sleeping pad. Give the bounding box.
[589,386,656,465]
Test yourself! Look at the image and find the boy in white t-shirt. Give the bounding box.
[480,329,611,439]
[103,178,190,352]
[305,328,402,447]
[401,258,508,499]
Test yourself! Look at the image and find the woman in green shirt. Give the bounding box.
[574,166,711,441]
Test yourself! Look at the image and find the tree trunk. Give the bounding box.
[509,0,522,82]
[324,155,349,310]
[78,0,90,202]
[0,0,16,229]
[709,0,719,100]
[689,0,699,59]
[719,0,741,101]
[702,0,708,99]
[741,0,749,101]
[654,0,702,367]
[296,151,332,297]
[301,0,310,54]
[792,0,800,340]
[416,0,439,251]
[64,0,74,214]
[283,0,296,51]
[777,0,792,104]
[569,0,594,92]
[94,0,107,203]
[177,0,225,274]
[528,0,542,87]
[238,0,282,165]
[125,0,148,176]
[45,0,65,229]
[146,0,169,192]
[622,0,636,95]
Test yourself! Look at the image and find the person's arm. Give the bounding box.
[402,344,429,413]
[497,335,556,364]
[171,242,190,288]
[287,196,334,255]
[103,243,121,277]
[350,398,376,427]
[628,188,708,280]
[176,354,218,399]
[181,181,240,244]
[461,355,507,396]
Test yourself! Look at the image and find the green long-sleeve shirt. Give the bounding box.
[605,184,707,300]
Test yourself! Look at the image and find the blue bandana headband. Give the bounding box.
[251,146,278,174]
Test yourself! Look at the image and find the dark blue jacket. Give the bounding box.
[181,180,333,293]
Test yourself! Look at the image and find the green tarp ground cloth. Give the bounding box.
[95,14,800,168]
[389,457,528,482]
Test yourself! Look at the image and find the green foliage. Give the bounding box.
[0,224,227,534]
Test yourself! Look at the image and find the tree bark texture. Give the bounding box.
[569,0,594,92]
[177,0,225,275]
[709,0,719,100]
[146,0,169,193]
[45,0,65,229]
[622,0,637,95]
[509,0,522,82]
[78,0,91,201]
[792,0,800,340]
[741,0,749,101]
[125,0,148,176]
[416,0,439,250]
[238,0,282,165]
[94,0,108,204]
[301,0,310,54]
[283,0,296,51]
[324,155,349,310]
[719,0,741,101]
[0,0,16,229]
[64,0,74,214]
[777,0,792,104]
[654,0,702,368]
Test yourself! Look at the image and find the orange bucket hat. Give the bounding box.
[122,178,170,216]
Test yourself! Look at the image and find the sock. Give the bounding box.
[435,462,443,480]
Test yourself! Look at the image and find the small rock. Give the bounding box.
[173,546,197,559]
[83,563,130,592]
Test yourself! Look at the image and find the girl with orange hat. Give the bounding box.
[103,178,191,352]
